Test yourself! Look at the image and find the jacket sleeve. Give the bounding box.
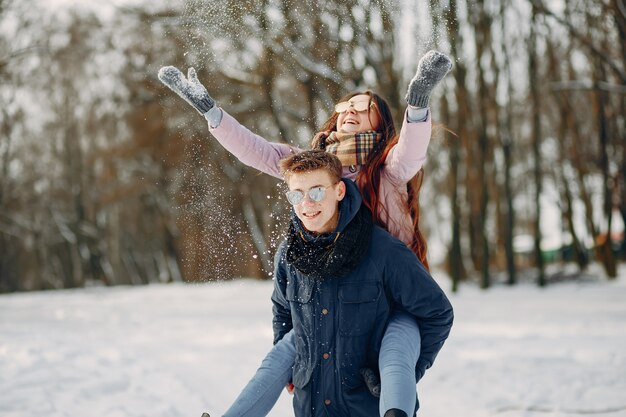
[382,110,432,186]
[209,109,302,179]
[382,238,454,381]
[271,242,293,344]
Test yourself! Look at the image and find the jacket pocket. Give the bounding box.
[285,275,314,304]
[285,279,315,343]
[285,277,315,389]
[338,282,381,337]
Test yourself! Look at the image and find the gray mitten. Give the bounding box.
[158,66,216,115]
[360,368,381,398]
[405,50,452,108]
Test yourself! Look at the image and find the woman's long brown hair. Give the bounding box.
[311,91,430,270]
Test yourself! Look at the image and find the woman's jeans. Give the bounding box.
[222,311,421,417]
[378,311,421,416]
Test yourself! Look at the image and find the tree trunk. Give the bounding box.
[498,0,517,285]
[444,0,469,290]
[471,0,492,288]
[593,61,617,278]
[529,3,546,286]
[545,37,589,271]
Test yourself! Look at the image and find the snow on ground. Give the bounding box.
[1,268,626,417]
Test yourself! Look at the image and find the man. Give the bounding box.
[272,150,453,417]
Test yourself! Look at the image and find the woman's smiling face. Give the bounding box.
[336,94,381,133]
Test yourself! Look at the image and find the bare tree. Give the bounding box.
[2,0,624,292]
[442,0,470,291]
[497,0,518,285]
[528,1,546,286]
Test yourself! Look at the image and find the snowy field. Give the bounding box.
[1,268,626,417]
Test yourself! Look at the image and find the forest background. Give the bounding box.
[0,0,624,293]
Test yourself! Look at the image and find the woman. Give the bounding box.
[158,50,452,417]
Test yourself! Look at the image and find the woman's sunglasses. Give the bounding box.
[285,185,334,205]
[334,99,374,114]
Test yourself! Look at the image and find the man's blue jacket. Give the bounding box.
[272,179,453,417]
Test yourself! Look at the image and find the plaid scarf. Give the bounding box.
[323,131,383,167]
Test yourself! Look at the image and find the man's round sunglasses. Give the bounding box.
[334,99,374,114]
[285,185,334,205]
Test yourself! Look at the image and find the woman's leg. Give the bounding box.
[378,311,421,417]
[222,331,296,417]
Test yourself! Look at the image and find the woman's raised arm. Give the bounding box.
[158,66,300,179]
[383,51,452,185]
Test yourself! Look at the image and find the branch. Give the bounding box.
[0,44,47,71]
[528,0,626,83]
[617,0,626,20]
[267,36,355,91]
[0,212,34,235]
[51,210,77,245]
[217,68,263,87]
[550,79,626,94]
[241,198,271,269]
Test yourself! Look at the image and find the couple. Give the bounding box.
[159,50,454,417]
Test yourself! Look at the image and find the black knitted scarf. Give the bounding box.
[286,205,373,280]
